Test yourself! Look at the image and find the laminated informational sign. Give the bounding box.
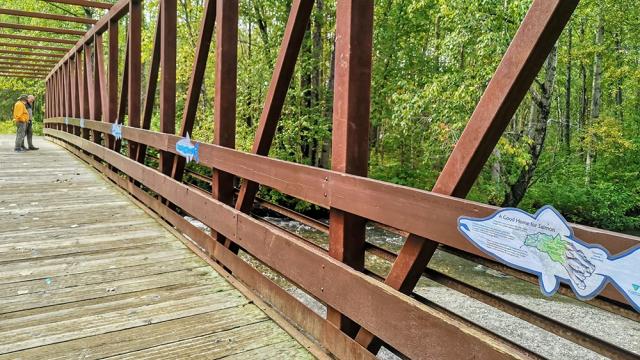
[176,133,200,164]
[111,121,122,140]
[458,206,640,312]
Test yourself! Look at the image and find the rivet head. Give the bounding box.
[321,287,324,292]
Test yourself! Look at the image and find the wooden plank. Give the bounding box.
[0,135,315,359]
[0,258,206,299]
[104,321,308,359]
[0,306,268,360]
[0,288,245,353]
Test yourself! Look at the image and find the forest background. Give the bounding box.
[1,0,638,233]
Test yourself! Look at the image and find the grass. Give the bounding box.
[0,120,43,136]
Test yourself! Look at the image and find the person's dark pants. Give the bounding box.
[14,122,26,150]
[21,121,34,149]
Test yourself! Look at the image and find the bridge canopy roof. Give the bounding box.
[0,0,111,80]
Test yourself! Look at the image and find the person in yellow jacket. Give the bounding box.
[14,95,29,152]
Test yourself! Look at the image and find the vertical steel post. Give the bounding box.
[159,0,176,173]
[128,0,142,159]
[81,48,90,140]
[107,20,119,150]
[327,0,374,337]
[212,0,238,250]
[171,0,216,182]
[92,35,104,144]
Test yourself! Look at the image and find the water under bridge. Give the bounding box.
[1,0,640,359]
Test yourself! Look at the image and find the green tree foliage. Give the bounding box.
[1,0,638,231]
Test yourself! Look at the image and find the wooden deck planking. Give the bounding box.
[0,136,315,359]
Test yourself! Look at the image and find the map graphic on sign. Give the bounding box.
[457,206,640,312]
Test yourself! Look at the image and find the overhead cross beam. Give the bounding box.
[0,73,44,79]
[0,8,97,24]
[0,42,69,52]
[0,33,77,45]
[0,61,53,69]
[0,49,62,58]
[0,22,85,36]
[0,55,58,64]
[0,68,49,74]
[44,0,113,9]
[0,61,50,72]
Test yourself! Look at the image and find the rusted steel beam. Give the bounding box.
[0,22,85,36]
[214,0,239,249]
[159,0,177,174]
[0,62,53,71]
[128,0,142,159]
[0,49,62,58]
[106,20,118,150]
[0,64,49,72]
[0,55,57,64]
[0,33,77,45]
[70,55,77,120]
[84,43,95,121]
[0,73,43,79]
[44,0,112,9]
[0,42,68,52]
[234,0,314,213]
[0,8,97,25]
[353,0,581,351]
[46,0,130,80]
[136,9,162,162]
[0,69,48,76]
[93,34,105,144]
[116,32,129,153]
[326,0,374,337]
[72,53,81,135]
[96,34,107,121]
[65,60,72,121]
[80,49,90,139]
[57,69,63,117]
[44,127,531,360]
[171,0,216,181]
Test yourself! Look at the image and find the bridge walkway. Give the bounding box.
[0,135,315,359]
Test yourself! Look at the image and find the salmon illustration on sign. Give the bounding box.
[176,133,200,164]
[458,206,640,312]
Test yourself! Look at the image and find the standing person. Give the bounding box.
[22,95,39,150]
[13,95,29,152]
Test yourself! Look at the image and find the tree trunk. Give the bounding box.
[578,21,588,157]
[586,15,604,185]
[319,37,335,169]
[614,32,623,122]
[563,26,572,153]
[502,45,558,207]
